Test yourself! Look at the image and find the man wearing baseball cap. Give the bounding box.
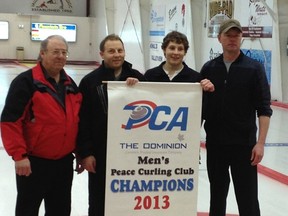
[218,18,242,35]
[200,19,272,216]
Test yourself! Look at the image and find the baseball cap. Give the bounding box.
[219,19,242,34]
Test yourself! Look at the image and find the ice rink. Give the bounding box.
[0,62,287,216]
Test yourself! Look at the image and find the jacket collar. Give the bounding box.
[32,62,71,86]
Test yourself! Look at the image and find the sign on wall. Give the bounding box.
[239,0,274,38]
[31,0,73,13]
[0,0,86,17]
[31,22,77,42]
[149,1,189,68]
[149,5,166,66]
[208,0,234,38]
[105,82,202,216]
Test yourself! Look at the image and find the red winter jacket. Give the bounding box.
[0,63,82,161]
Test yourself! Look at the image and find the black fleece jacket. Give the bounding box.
[200,51,272,146]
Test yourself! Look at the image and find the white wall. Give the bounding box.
[0,13,97,62]
[90,0,108,63]
[113,0,145,73]
[139,0,151,72]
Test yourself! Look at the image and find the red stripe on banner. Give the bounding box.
[198,213,238,216]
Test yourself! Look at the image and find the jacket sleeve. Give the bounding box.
[199,62,210,121]
[254,62,273,117]
[0,72,33,161]
[76,78,96,158]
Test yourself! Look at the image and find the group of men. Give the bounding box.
[0,19,272,216]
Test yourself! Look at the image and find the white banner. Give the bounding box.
[105,82,202,216]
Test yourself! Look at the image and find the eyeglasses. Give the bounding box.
[46,49,69,57]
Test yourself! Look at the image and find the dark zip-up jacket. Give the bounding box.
[76,61,146,216]
[1,63,82,161]
[144,61,201,82]
[200,51,272,146]
[76,60,146,160]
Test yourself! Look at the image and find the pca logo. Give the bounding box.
[121,100,188,131]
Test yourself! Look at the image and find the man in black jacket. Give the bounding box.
[76,34,146,216]
[200,19,273,216]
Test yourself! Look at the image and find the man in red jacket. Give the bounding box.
[0,35,82,216]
